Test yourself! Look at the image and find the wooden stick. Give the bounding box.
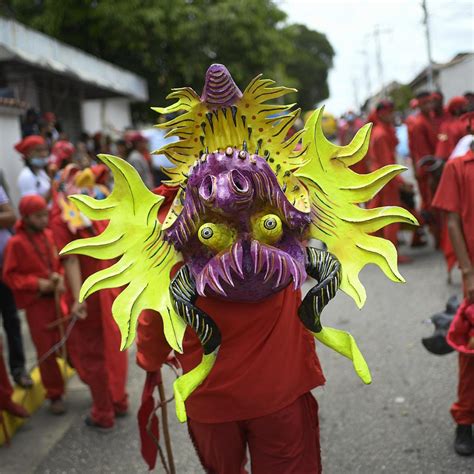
[158,375,176,474]
[54,289,68,395]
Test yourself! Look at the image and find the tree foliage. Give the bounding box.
[2,0,335,119]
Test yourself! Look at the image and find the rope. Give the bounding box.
[20,315,78,406]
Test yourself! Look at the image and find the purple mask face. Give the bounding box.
[164,148,311,302]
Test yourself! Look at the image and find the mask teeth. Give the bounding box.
[274,254,286,289]
[196,271,206,296]
[263,250,276,284]
[230,242,244,278]
[207,264,227,297]
[251,240,263,274]
[219,253,235,287]
[289,258,303,289]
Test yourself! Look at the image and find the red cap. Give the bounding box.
[51,140,75,165]
[447,96,469,114]
[126,131,147,143]
[19,195,47,217]
[43,112,56,122]
[90,164,109,184]
[430,92,443,101]
[14,135,46,155]
[376,100,394,117]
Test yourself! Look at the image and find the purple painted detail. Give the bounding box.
[164,149,311,302]
[200,64,243,108]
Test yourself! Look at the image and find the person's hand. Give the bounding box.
[462,268,474,304]
[38,278,55,295]
[468,337,474,350]
[50,273,66,294]
[71,300,87,320]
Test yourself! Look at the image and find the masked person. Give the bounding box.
[15,135,51,201]
[60,65,417,471]
[2,195,67,415]
[433,144,474,456]
[49,165,129,430]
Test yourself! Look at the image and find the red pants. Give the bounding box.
[67,291,128,427]
[25,298,64,400]
[188,393,321,474]
[451,353,474,425]
[0,341,13,407]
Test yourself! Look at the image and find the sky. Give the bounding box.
[280,0,474,114]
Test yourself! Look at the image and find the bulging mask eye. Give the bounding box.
[252,213,283,244]
[198,223,235,251]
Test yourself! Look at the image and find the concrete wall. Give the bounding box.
[81,98,132,136]
[438,55,474,99]
[0,106,24,208]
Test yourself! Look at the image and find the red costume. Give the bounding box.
[408,109,437,211]
[3,198,66,401]
[137,288,324,473]
[433,150,474,426]
[367,118,402,246]
[435,97,469,160]
[136,185,324,472]
[50,210,129,427]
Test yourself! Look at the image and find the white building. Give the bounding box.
[409,52,474,98]
[0,18,149,206]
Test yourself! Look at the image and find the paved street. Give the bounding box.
[1,243,473,473]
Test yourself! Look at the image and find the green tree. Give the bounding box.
[390,84,413,112]
[2,0,334,119]
[282,24,334,111]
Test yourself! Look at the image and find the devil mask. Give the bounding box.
[61,64,417,421]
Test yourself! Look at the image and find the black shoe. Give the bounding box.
[12,369,33,389]
[454,424,474,456]
[84,415,114,433]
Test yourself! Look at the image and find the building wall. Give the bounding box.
[0,106,24,207]
[81,98,132,136]
[438,55,474,99]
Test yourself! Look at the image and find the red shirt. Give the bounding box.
[2,224,62,309]
[137,286,325,423]
[435,116,467,160]
[432,150,474,262]
[408,112,437,163]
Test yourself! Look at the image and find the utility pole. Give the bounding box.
[422,0,435,91]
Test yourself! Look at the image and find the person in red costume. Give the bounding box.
[0,338,29,419]
[436,96,469,160]
[367,100,412,263]
[431,91,449,134]
[407,91,437,212]
[2,195,67,415]
[49,193,129,430]
[432,146,474,456]
[136,185,325,473]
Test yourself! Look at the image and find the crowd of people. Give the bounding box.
[0,85,473,461]
[0,111,172,430]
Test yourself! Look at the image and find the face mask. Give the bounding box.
[30,157,48,168]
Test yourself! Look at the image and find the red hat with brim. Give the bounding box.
[126,131,148,143]
[376,100,394,117]
[14,135,46,155]
[19,195,47,217]
[447,96,469,114]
